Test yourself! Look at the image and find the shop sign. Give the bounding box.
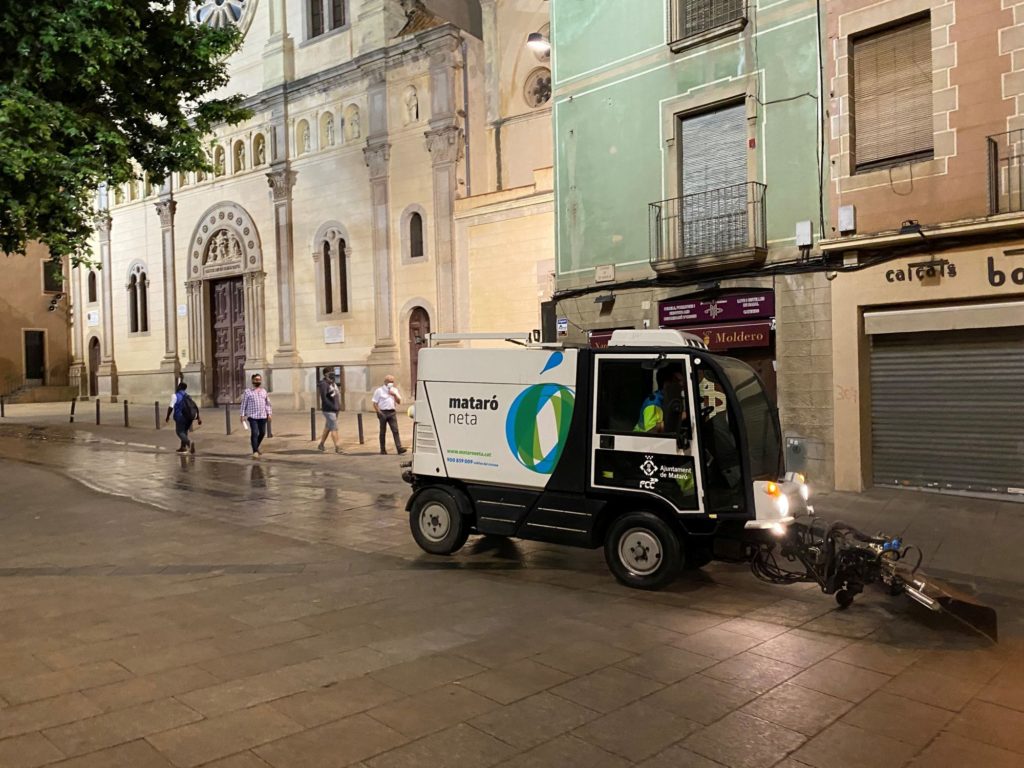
[685,321,772,351]
[659,291,774,326]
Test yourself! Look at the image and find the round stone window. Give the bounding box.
[524,68,552,109]
[191,0,254,33]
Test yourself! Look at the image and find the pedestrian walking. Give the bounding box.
[317,370,345,454]
[165,381,201,454]
[372,374,406,455]
[240,373,272,459]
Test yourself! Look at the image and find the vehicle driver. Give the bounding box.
[634,364,687,433]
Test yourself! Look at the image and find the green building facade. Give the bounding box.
[551,0,835,485]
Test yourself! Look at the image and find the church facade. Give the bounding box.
[69,0,553,410]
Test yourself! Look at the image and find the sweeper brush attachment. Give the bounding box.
[749,516,998,642]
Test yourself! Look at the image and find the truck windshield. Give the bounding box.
[717,357,782,480]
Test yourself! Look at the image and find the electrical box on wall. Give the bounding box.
[795,220,813,248]
[839,205,856,235]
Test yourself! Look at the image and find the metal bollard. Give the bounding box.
[224,403,231,435]
[95,399,100,425]
[154,401,160,429]
[123,400,129,428]
[70,399,76,423]
[357,412,365,445]
[310,408,316,441]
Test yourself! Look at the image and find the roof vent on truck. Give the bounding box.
[607,329,708,349]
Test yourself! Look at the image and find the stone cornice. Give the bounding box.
[239,24,464,115]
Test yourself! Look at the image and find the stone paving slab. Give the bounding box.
[0,429,1023,767]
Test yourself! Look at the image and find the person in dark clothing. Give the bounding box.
[165,381,201,454]
[317,370,344,454]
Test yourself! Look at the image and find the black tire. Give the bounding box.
[835,589,854,609]
[604,512,683,590]
[410,488,469,555]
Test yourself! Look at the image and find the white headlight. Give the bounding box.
[799,484,810,501]
[776,494,789,517]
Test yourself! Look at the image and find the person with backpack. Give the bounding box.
[165,381,201,454]
[316,369,345,454]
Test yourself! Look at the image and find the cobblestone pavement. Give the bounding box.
[0,417,1022,767]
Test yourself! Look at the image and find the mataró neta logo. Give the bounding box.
[505,384,575,473]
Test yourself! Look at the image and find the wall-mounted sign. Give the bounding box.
[177,304,187,317]
[556,317,569,337]
[659,291,774,327]
[595,264,616,283]
[324,325,345,344]
[685,321,772,351]
[86,310,99,327]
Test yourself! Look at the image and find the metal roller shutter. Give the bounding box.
[870,327,1024,496]
[680,102,747,257]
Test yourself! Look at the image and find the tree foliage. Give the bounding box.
[0,1,250,263]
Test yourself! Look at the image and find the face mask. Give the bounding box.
[253,382,262,388]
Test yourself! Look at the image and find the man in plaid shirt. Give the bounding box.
[240,373,272,458]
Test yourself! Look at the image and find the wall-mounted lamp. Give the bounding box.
[899,219,923,235]
[527,32,551,56]
[594,293,615,305]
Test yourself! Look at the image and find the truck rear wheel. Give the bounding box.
[410,488,470,555]
[605,512,682,590]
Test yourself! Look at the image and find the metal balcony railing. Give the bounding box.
[649,182,767,273]
[988,129,1024,215]
[668,0,746,46]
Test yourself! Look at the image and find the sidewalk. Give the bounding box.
[1,400,1022,616]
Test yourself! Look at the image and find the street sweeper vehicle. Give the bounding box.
[402,329,997,640]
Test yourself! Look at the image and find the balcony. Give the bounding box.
[649,182,767,275]
[668,0,747,52]
[988,129,1024,215]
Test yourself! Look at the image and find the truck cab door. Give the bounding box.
[590,354,704,514]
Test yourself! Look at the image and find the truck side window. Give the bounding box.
[695,365,745,512]
[596,359,688,436]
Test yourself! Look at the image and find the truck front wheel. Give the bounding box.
[410,488,470,555]
[605,512,682,590]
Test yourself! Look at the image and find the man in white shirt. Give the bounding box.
[371,374,407,455]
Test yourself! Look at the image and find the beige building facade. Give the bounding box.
[823,0,1024,497]
[70,0,554,410]
[0,245,72,400]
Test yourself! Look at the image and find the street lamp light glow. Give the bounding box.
[527,32,551,55]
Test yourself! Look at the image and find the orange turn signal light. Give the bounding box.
[765,481,781,497]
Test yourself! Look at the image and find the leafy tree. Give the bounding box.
[0,1,251,264]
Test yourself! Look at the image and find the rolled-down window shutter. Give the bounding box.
[853,18,933,170]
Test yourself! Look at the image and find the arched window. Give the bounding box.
[401,205,427,263]
[314,226,349,318]
[127,264,149,334]
[322,241,333,315]
[87,271,97,303]
[410,213,424,259]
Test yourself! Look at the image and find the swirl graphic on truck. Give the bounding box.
[505,384,575,473]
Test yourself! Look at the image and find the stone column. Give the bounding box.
[424,34,464,334]
[364,142,395,348]
[267,168,299,365]
[154,199,180,375]
[96,213,118,399]
[182,279,209,401]
[243,270,268,367]
[425,126,462,334]
[362,60,398,357]
[69,263,87,398]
